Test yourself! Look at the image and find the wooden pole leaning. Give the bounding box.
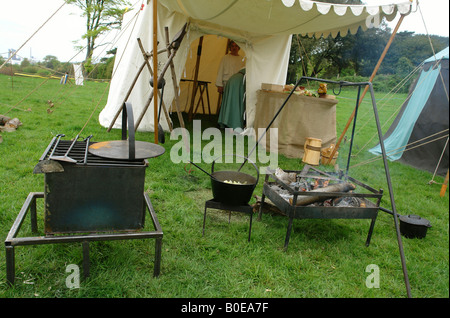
[137,38,173,132]
[134,23,188,131]
[106,60,147,132]
[107,23,188,135]
[164,26,186,130]
[106,45,167,133]
[134,48,177,131]
[325,14,406,164]
[188,36,203,121]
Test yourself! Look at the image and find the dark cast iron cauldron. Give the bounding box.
[379,207,432,239]
[210,155,259,206]
[399,214,432,239]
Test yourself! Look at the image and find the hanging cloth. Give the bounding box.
[218,68,246,130]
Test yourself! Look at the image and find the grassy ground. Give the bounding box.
[0,74,448,299]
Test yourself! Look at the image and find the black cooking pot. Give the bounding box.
[210,155,259,206]
[399,214,432,239]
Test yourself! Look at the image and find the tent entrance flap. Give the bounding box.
[369,65,441,160]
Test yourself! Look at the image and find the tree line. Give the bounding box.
[0,53,115,80]
[286,23,448,92]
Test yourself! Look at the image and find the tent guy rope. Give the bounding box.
[351,130,449,169]
[0,1,67,70]
[353,58,439,157]
[325,13,407,165]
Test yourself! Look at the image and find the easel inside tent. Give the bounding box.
[215,39,232,116]
[107,23,189,137]
[186,38,232,120]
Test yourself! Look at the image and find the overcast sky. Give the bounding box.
[0,0,448,63]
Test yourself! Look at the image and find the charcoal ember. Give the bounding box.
[313,178,329,189]
[289,180,310,191]
[333,196,360,207]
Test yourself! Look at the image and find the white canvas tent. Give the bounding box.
[99,0,413,132]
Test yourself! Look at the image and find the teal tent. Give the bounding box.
[369,47,449,176]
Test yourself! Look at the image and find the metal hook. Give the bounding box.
[333,84,342,95]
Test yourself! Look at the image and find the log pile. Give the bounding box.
[0,115,22,132]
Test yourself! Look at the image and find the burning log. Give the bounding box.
[275,167,296,184]
[289,182,356,206]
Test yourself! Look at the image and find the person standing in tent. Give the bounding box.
[218,68,246,131]
[215,40,246,131]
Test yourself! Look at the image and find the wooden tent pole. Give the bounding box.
[326,14,406,164]
[153,0,158,143]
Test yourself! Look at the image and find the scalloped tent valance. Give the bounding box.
[159,0,413,39]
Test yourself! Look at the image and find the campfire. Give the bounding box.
[271,167,365,208]
[257,165,383,249]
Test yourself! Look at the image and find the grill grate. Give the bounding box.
[40,138,148,167]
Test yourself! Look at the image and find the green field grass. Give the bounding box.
[0,74,448,300]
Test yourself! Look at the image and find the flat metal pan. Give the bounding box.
[90,102,165,160]
[89,140,165,160]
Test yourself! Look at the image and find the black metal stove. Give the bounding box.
[39,136,152,234]
[5,121,165,285]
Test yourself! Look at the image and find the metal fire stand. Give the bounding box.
[254,76,412,297]
[5,192,163,286]
[258,166,383,249]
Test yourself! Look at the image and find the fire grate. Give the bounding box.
[258,165,383,250]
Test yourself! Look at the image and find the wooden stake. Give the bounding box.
[164,26,190,154]
[440,169,449,197]
[164,26,185,130]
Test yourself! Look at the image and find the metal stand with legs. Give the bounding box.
[203,199,253,242]
[5,192,163,286]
